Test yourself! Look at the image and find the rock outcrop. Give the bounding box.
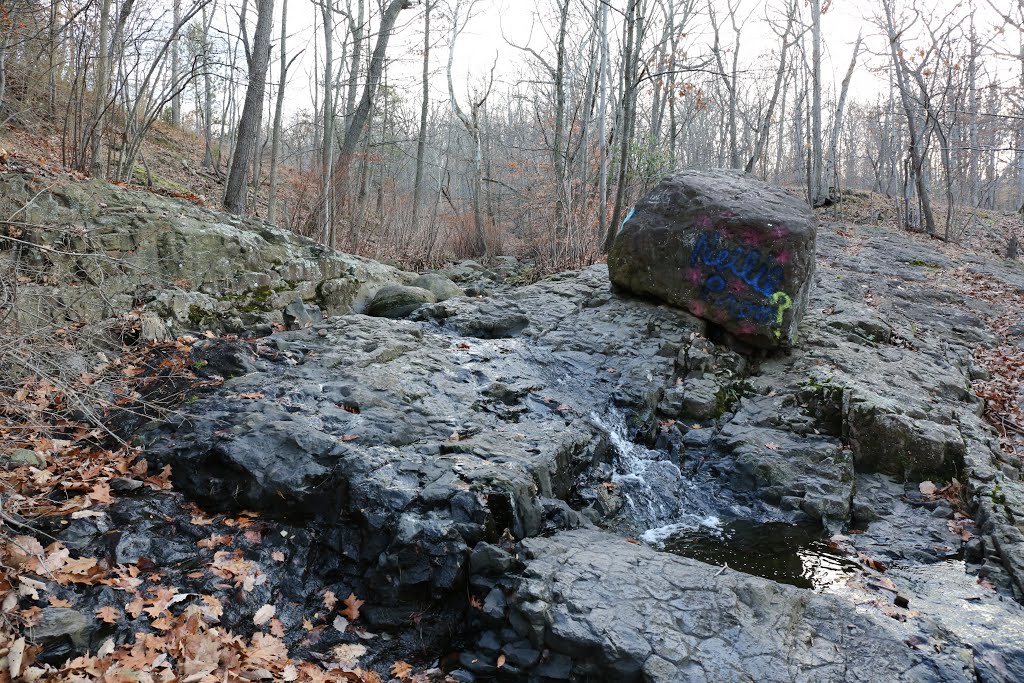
[12,175,1024,680]
[133,218,1024,679]
[0,172,410,340]
[608,170,816,349]
[499,529,979,682]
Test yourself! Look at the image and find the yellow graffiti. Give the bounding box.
[770,291,793,339]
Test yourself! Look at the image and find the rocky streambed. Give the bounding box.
[15,213,1024,680]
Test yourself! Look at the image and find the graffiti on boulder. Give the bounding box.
[690,230,792,336]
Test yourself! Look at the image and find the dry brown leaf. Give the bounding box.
[8,637,25,678]
[765,442,780,450]
[200,595,223,623]
[48,596,73,608]
[323,590,337,610]
[88,481,113,504]
[390,661,413,679]
[96,606,122,623]
[126,595,145,618]
[247,632,288,664]
[198,534,233,549]
[333,643,367,668]
[271,551,285,562]
[149,616,173,630]
[340,593,364,621]
[497,654,506,668]
[253,604,276,626]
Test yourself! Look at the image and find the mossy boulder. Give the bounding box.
[413,273,464,302]
[368,285,437,319]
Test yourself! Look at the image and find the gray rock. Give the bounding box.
[0,171,405,338]
[679,378,722,420]
[283,299,321,329]
[470,543,516,576]
[3,448,46,469]
[509,529,977,682]
[608,169,816,349]
[413,273,465,302]
[846,396,964,478]
[28,608,92,648]
[367,284,437,319]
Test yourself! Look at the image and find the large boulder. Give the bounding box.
[413,273,465,302]
[367,284,437,318]
[608,169,816,349]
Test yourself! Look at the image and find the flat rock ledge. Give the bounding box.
[494,529,979,682]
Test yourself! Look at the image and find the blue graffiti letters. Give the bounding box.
[619,206,636,234]
[691,231,784,298]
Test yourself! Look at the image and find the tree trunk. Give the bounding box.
[224,0,275,215]
[882,0,938,236]
[821,31,861,202]
[171,0,181,126]
[968,19,980,208]
[411,0,432,232]
[202,5,214,168]
[597,0,609,239]
[604,0,640,253]
[746,3,796,174]
[88,0,113,176]
[552,0,569,244]
[268,0,289,223]
[809,0,825,205]
[322,0,335,245]
[338,0,406,164]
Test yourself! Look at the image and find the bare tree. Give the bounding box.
[224,0,275,215]
[269,0,299,223]
[821,31,862,202]
[411,0,434,232]
[448,0,496,256]
[746,0,799,174]
[880,0,939,236]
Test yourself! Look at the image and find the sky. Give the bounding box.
[232,0,1016,120]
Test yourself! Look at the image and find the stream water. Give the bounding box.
[596,411,860,590]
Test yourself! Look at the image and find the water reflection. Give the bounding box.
[651,520,861,591]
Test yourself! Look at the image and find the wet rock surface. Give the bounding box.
[608,170,816,349]
[504,529,977,682]
[18,216,1024,680]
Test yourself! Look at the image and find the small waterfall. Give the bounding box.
[593,411,722,535]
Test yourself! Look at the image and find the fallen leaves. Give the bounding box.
[859,554,888,573]
[96,606,122,624]
[390,661,413,679]
[333,643,367,668]
[253,604,276,626]
[340,593,364,622]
